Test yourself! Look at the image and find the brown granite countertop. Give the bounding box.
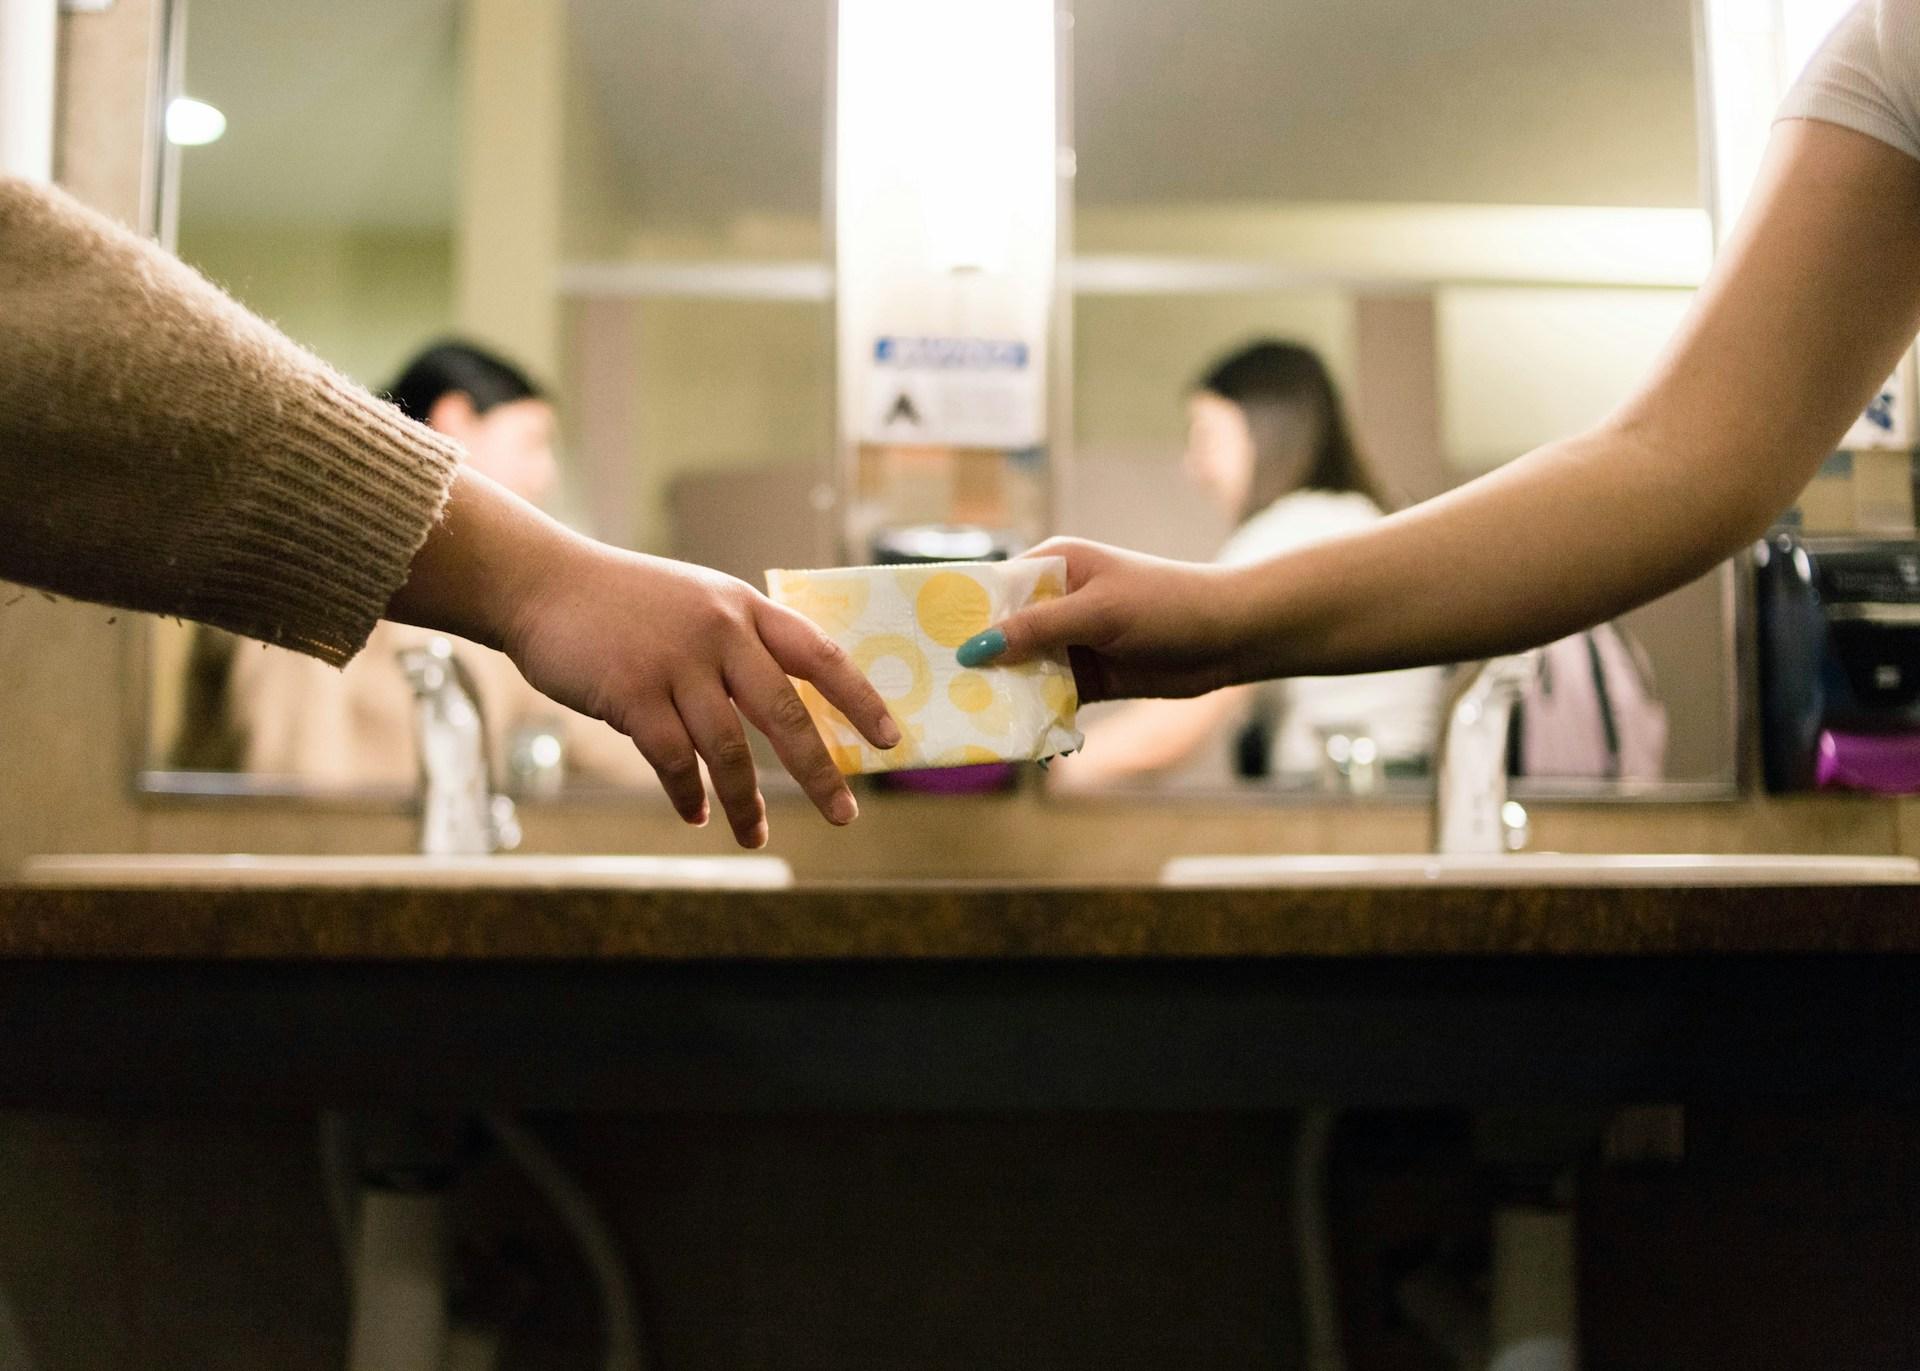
[3,880,1920,961]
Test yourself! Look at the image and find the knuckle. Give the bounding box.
[709,733,756,772]
[651,749,701,783]
[802,748,848,791]
[771,688,818,736]
[809,632,850,669]
[696,590,755,639]
[694,606,738,643]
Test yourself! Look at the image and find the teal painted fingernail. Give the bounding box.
[956,628,1008,668]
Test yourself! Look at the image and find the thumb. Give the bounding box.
[956,590,1098,668]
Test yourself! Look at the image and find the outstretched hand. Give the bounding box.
[390,469,899,847]
[954,537,1247,703]
[504,546,900,847]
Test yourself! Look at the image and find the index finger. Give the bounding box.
[753,603,902,750]
[726,648,861,826]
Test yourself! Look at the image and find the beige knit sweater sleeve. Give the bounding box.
[0,177,461,665]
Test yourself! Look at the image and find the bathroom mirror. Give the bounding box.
[137,0,1737,803]
[139,0,836,800]
[1058,0,1733,802]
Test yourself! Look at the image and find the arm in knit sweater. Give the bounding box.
[0,177,459,665]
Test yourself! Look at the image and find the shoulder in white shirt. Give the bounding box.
[1777,0,1920,163]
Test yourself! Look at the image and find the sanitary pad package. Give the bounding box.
[765,558,1083,774]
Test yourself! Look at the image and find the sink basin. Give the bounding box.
[1160,853,1920,888]
[20,853,793,889]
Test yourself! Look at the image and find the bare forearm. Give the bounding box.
[1224,119,1920,684]
[1227,421,1770,680]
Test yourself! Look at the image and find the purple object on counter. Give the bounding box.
[877,763,1021,795]
[1816,730,1920,794]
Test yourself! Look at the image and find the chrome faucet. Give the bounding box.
[397,637,520,856]
[1434,652,1541,855]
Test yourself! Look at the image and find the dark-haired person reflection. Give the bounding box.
[229,341,653,788]
[1049,342,1443,790]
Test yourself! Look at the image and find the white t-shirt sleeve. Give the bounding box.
[1215,490,1384,569]
[1777,0,1920,164]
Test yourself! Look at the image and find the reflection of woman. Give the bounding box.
[229,342,652,788]
[959,9,1920,740]
[1051,342,1442,789]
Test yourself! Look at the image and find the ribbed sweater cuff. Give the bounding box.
[188,370,461,667]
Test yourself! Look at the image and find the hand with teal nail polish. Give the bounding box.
[953,537,1244,703]
[955,628,1007,668]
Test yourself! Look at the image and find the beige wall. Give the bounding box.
[1073,290,1355,461]
[1439,285,1697,473]
[455,0,565,378]
[176,224,454,390]
[1075,201,1711,287]
[558,30,634,264]
[614,298,834,555]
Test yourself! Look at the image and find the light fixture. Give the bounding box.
[834,0,1058,455]
[836,0,1054,277]
[164,96,227,147]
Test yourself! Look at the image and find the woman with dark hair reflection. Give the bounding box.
[1050,340,1443,790]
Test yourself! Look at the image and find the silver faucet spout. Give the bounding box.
[397,637,520,856]
[1434,652,1541,855]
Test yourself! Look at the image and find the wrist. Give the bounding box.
[388,467,583,654]
[485,489,589,664]
[1209,549,1340,686]
[1206,561,1278,688]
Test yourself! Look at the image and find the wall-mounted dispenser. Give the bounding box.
[0,0,57,183]
[833,0,1064,561]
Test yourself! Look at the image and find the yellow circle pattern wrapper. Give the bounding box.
[934,744,1004,767]
[766,560,1083,774]
[776,575,871,635]
[947,671,994,713]
[853,634,933,718]
[914,571,993,648]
